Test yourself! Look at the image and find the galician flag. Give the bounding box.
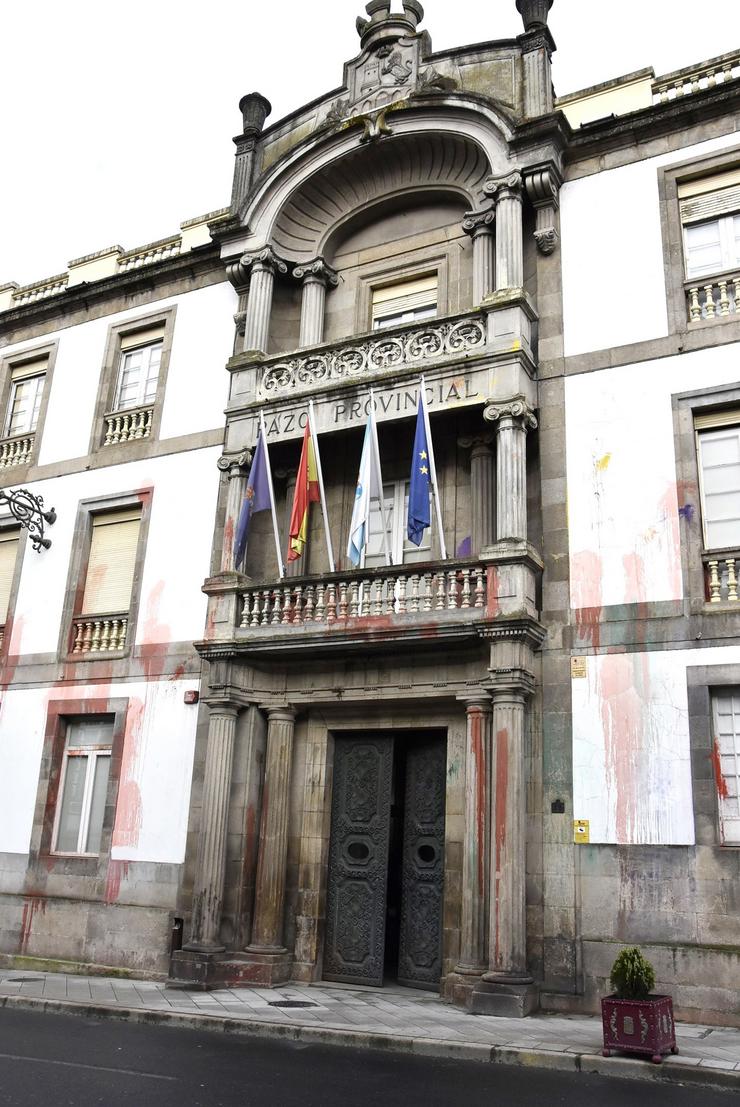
[287,422,320,562]
[234,428,272,570]
[347,411,383,567]
[407,396,432,546]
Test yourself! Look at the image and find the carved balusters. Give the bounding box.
[727,559,739,603]
[421,573,433,612]
[474,568,485,608]
[338,581,348,620]
[408,574,420,613]
[397,574,407,615]
[304,584,315,623]
[461,569,471,608]
[316,583,326,622]
[361,579,371,617]
[349,580,360,618]
[708,559,722,602]
[326,582,337,623]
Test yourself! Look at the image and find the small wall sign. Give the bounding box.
[571,656,588,678]
[573,819,590,843]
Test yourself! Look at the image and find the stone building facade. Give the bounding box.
[1,1,739,1025]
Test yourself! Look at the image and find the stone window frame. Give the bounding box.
[88,305,177,455]
[686,665,740,850]
[0,338,59,478]
[673,381,740,614]
[29,696,129,873]
[659,143,740,338]
[57,487,153,661]
[355,254,450,337]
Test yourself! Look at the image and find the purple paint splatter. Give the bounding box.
[457,536,472,558]
[678,504,695,524]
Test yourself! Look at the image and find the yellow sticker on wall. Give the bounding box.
[571,656,587,679]
[573,819,590,843]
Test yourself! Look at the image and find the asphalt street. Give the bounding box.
[0,1007,735,1106]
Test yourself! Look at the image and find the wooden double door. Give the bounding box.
[323,732,446,990]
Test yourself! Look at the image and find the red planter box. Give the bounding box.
[601,995,678,1064]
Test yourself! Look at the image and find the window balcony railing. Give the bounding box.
[71,614,129,653]
[238,560,488,632]
[257,310,492,400]
[704,550,740,604]
[0,432,34,469]
[686,273,739,323]
[103,404,154,445]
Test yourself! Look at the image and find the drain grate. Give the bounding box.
[268,1000,318,1009]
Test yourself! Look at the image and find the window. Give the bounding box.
[5,357,46,438]
[680,171,740,280]
[0,529,19,639]
[72,506,142,653]
[113,325,164,411]
[711,692,740,845]
[53,716,114,855]
[695,410,740,550]
[364,480,432,567]
[371,274,438,330]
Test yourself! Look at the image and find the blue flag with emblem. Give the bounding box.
[234,429,272,570]
[407,396,431,546]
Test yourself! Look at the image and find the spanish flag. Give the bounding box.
[287,423,320,562]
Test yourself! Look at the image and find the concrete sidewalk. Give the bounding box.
[0,969,738,1091]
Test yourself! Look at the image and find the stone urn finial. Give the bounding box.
[515,0,554,31]
[356,0,424,47]
[238,92,272,138]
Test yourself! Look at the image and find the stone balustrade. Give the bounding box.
[12,275,69,306]
[258,312,489,399]
[117,237,182,272]
[0,434,35,469]
[239,562,487,630]
[653,51,740,102]
[103,405,154,445]
[686,274,739,323]
[71,614,129,653]
[705,552,740,604]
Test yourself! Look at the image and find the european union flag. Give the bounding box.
[234,429,272,570]
[407,396,431,546]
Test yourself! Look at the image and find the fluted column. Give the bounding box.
[247,706,296,952]
[460,435,495,554]
[241,247,288,355]
[185,702,240,951]
[483,400,537,542]
[462,209,496,304]
[294,258,338,348]
[485,687,530,982]
[455,696,491,975]
[485,173,524,291]
[217,450,251,573]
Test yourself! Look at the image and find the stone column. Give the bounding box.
[230,92,272,212]
[515,3,555,118]
[217,451,251,573]
[462,209,496,304]
[460,435,495,555]
[485,173,524,292]
[472,682,537,1017]
[185,701,240,952]
[242,247,288,355]
[245,706,296,980]
[294,258,338,348]
[483,400,537,542]
[455,696,491,976]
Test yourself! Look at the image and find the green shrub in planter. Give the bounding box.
[609,946,656,1000]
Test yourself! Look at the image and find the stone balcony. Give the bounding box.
[704,549,740,605]
[687,271,739,324]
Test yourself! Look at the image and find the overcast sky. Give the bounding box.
[1,1,737,287]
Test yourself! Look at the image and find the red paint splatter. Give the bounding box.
[657,484,683,600]
[19,897,46,954]
[711,739,730,799]
[622,552,646,605]
[112,697,145,849]
[471,710,486,895]
[493,727,509,968]
[104,859,129,904]
[571,551,602,649]
[486,567,500,618]
[169,663,186,682]
[223,517,235,568]
[599,655,644,843]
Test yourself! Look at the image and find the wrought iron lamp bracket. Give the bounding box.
[0,487,56,550]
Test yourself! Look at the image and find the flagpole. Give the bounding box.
[260,410,285,579]
[419,376,447,560]
[368,389,392,567]
[308,400,336,572]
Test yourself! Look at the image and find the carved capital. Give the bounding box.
[217,449,252,478]
[523,163,562,255]
[533,228,559,254]
[483,172,523,204]
[462,207,496,238]
[239,246,288,277]
[226,258,252,292]
[458,433,495,451]
[483,398,537,432]
[293,257,339,287]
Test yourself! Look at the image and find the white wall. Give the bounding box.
[0,678,198,862]
[0,280,235,467]
[10,446,221,656]
[560,132,740,358]
[566,342,740,609]
[572,644,740,845]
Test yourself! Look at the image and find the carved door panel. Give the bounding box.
[397,735,446,990]
[323,736,393,986]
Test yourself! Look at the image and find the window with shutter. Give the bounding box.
[114,326,164,411]
[371,274,438,330]
[680,170,740,280]
[53,716,114,856]
[81,508,141,616]
[711,692,740,845]
[0,531,19,626]
[695,409,740,550]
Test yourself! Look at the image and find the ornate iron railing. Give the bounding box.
[258,312,487,399]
